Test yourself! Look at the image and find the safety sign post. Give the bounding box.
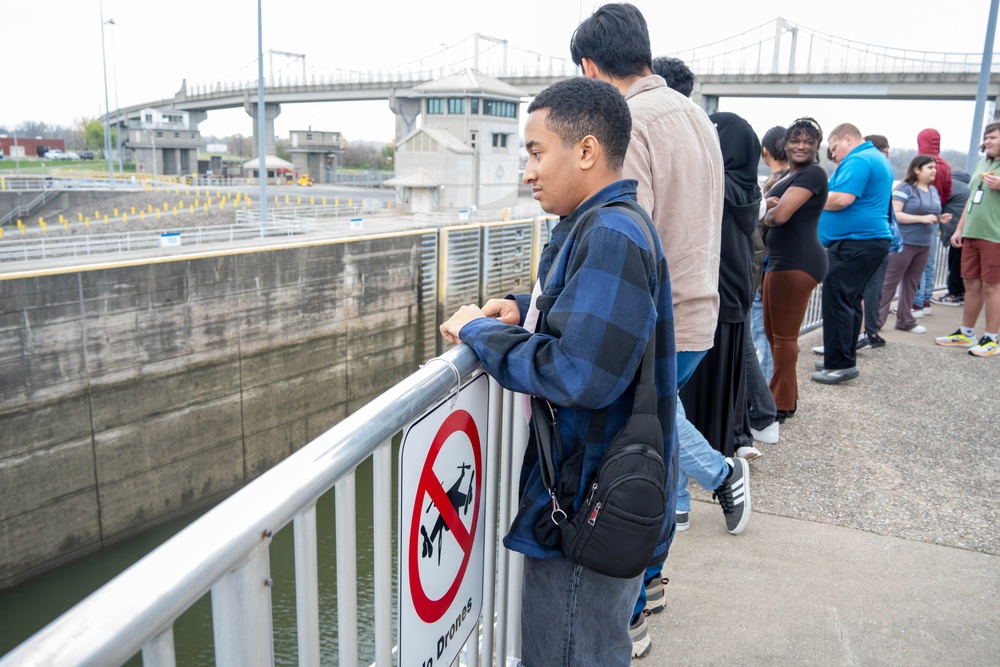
[399,371,489,667]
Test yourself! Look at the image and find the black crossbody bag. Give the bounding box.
[530,202,666,579]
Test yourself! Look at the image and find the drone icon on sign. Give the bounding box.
[420,463,475,566]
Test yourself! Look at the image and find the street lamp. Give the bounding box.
[99,1,114,189]
[106,17,123,174]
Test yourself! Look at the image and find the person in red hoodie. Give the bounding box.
[914,128,953,314]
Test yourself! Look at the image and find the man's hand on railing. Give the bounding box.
[440,304,487,344]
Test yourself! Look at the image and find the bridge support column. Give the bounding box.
[244,102,281,157]
[691,92,719,117]
[389,94,421,142]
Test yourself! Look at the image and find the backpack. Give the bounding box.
[530,202,667,579]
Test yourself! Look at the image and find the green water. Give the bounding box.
[0,453,399,666]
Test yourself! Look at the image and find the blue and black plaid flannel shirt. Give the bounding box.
[459,180,679,561]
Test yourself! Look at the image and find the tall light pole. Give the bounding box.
[99,1,114,189]
[968,0,1000,172]
[106,17,123,174]
[257,0,268,236]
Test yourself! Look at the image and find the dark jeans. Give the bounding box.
[863,254,890,336]
[947,245,965,297]
[822,238,890,370]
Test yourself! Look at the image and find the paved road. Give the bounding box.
[639,300,1000,666]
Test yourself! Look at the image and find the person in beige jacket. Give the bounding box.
[572,2,736,661]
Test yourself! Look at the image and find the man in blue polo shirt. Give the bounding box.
[813,123,893,384]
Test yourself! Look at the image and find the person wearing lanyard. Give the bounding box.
[934,122,1000,357]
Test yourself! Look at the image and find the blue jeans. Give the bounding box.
[522,555,641,667]
[750,291,773,382]
[633,349,727,618]
[915,240,938,306]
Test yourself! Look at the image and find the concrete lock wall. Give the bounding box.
[0,234,436,589]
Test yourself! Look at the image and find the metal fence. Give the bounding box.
[0,346,531,667]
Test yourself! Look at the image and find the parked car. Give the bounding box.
[43,149,66,160]
[78,150,95,160]
[64,152,80,160]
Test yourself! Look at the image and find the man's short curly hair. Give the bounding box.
[652,57,695,97]
[527,78,632,171]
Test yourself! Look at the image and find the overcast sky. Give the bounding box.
[2,0,997,153]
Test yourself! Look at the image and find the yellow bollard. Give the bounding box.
[219,202,224,210]
[207,197,212,206]
[274,195,278,204]
[103,215,108,224]
[147,204,153,213]
[189,205,194,213]
[194,199,199,207]
[1,177,5,191]
[140,211,145,221]
[95,210,100,218]
[39,220,46,231]
[130,207,135,215]
[175,187,180,194]
[335,198,339,205]
[163,202,168,211]
[285,195,289,203]
[174,208,178,216]
[216,190,220,198]
[84,219,89,228]
[323,197,327,205]
[123,213,127,223]
[297,196,302,204]
[156,210,161,218]
[17,219,23,229]
[114,208,118,216]
[78,212,83,222]
[203,204,208,212]
[388,202,392,210]
[185,188,189,195]
[1,227,5,239]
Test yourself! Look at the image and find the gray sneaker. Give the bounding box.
[630,613,652,658]
[811,367,860,384]
[713,457,751,535]
[643,576,668,614]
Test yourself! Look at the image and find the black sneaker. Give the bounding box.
[713,457,751,535]
[856,335,873,350]
[868,333,886,348]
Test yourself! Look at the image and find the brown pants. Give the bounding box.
[763,269,818,411]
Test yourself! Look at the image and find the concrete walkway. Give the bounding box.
[639,299,1000,666]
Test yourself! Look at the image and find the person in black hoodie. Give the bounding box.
[679,112,761,457]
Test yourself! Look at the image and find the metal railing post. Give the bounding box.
[141,627,177,667]
[293,506,321,667]
[210,539,274,667]
[335,472,359,667]
[372,442,394,666]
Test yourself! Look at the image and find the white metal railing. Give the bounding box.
[0,344,527,667]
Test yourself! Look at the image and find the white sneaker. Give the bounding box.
[736,445,762,461]
[750,420,780,444]
[811,345,824,355]
[912,308,925,318]
[903,324,927,334]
